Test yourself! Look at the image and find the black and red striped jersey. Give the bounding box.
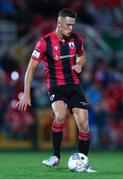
[31,31,84,89]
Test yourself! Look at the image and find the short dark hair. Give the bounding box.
[58,8,77,18]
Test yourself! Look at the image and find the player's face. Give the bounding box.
[58,17,75,38]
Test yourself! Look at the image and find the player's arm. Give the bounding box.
[72,33,86,73]
[72,50,86,73]
[16,59,39,111]
[16,37,46,111]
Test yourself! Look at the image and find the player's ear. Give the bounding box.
[57,21,60,28]
[57,17,62,28]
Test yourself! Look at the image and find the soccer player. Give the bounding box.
[16,8,96,172]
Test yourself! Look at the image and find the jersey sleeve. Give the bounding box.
[77,33,84,57]
[31,37,46,62]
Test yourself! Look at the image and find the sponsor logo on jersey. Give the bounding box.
[32,50,40,58]
[54,54,75,61]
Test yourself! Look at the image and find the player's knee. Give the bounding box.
[54,111,66,123]
[78,120,89,132]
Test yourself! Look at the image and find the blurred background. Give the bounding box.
[0,0,123,152]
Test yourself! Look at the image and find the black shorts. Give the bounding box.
[48,84,88,112]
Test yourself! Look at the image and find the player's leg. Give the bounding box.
[42,100,67,167]
[69,85,96,172]
[68,85,89,155]
[72,108,89,155]
[72,107,96,172]
[51,100,67,159]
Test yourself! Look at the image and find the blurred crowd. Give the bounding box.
[0,0,123,150]
[0,0,123,37]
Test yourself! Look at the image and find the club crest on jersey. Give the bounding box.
[69,42,75,49]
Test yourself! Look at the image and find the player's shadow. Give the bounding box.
[43,167,68,173]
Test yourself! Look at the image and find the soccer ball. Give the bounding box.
[68,153,89,172]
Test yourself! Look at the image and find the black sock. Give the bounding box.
[52,131,63,159]
[78,131,90,156]
[52,122,64,159]
[78,139,90,155]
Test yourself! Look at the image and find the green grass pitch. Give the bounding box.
[0,151,123,179]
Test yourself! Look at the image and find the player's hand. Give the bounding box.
[16,94,31,112]
[72,63,82,73]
